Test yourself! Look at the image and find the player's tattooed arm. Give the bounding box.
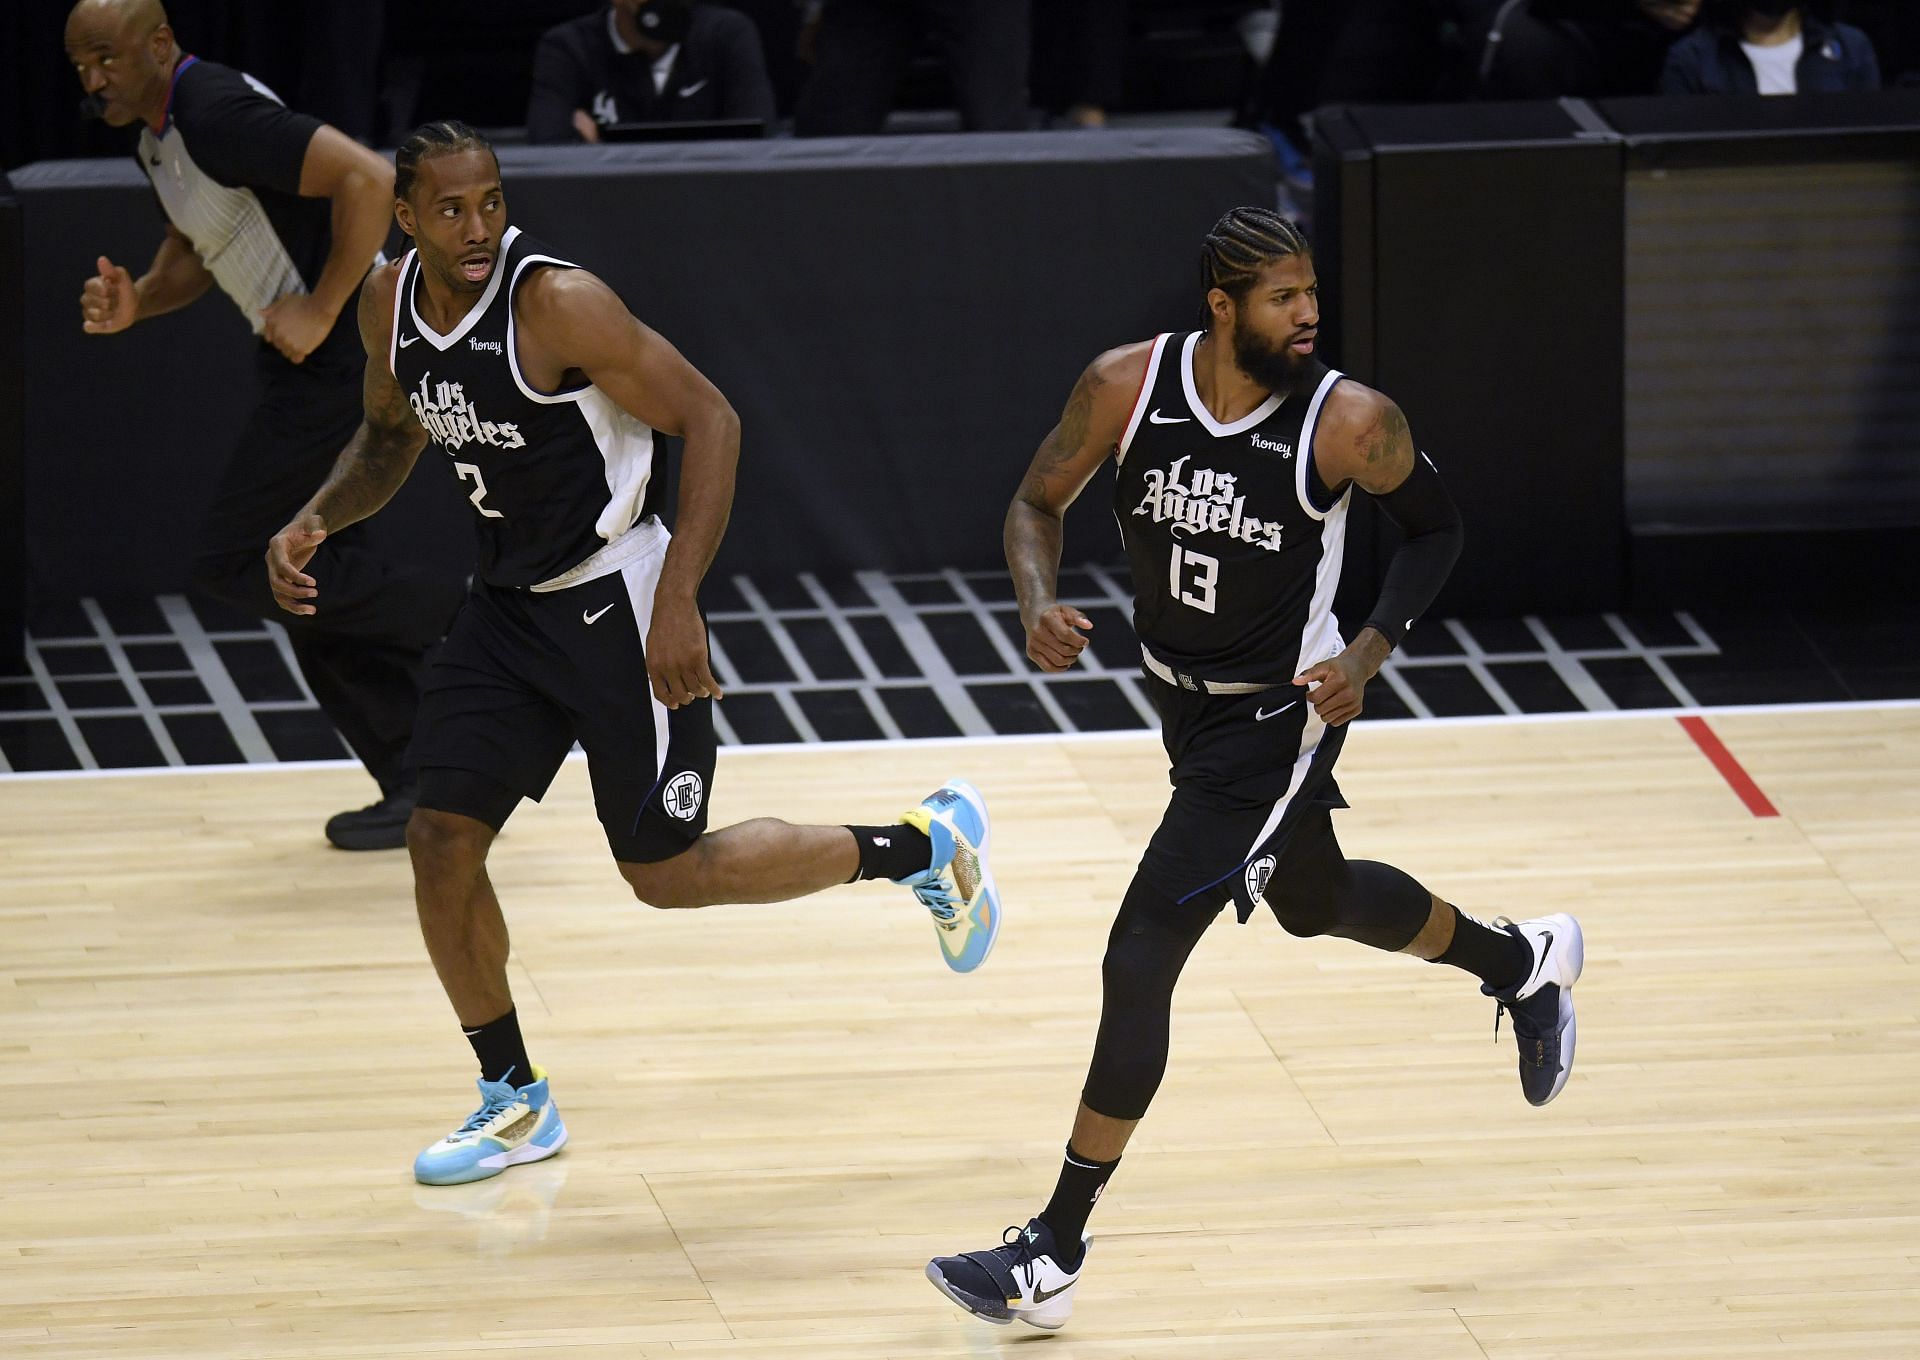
[309,266,431,529]
[268,267,428,615]
[1313,384,1414,494]
[1006,342,1147,671]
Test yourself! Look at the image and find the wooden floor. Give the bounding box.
[5,706,1919,1359]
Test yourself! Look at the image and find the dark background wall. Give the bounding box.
[9,130,1275,600]
[1315,92,1920,615]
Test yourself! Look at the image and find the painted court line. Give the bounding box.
[1677,714,1779,818]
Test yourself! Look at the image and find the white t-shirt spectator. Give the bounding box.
[1740,34,1804,94]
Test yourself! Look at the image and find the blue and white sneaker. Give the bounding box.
[927,1217,1089,1330]
[413,1065,568,1186]
[897,778,1001,973]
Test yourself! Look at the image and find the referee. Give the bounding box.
[64,0,465,848]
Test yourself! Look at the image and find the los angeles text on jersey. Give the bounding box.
[1132,454,1284,551]
[408,373,526,451]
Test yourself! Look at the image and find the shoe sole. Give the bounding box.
[932,778,1001,973]
[1538,913,1584,1105]
[416,1122,569,1186]
[924,1261,1014,1326]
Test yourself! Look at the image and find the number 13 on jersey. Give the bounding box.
[1170,544,1218,613]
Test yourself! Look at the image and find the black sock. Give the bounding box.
[1036,1146,1118,1265]
[463,1007,535,1086]
[1434,911,1531,993]
[844,824,932,882]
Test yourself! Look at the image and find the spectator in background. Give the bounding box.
[1469,1,1705,98]
[1662,1,1879,92]
[527,0,774,142]
[794,0,1029,135]
[1033,0,1127,128]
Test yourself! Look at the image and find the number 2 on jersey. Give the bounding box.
[1170,544,1218,613]
[454,461,505,519]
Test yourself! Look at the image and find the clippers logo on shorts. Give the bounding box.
[1132,455,1284,552]
[1244,854,1277,903]
[662,770,704,821]
[409,375,526,452]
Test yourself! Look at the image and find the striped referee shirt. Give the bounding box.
[136,56,343,338]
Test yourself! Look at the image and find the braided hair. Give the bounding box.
[394,119,496,201]
[1199,206,1311,308]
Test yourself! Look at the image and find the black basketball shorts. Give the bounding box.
[1136,675,1349,925]
[409,521,716,863]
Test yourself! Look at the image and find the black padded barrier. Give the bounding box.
[11,130,1275,602]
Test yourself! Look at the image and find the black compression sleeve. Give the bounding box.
[1361,451,1464,650]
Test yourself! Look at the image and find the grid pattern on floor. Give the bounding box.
[3,565,1914,773]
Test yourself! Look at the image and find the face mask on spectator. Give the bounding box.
[635,0,693,47]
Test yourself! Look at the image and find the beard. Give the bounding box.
[1230,320,1312,396]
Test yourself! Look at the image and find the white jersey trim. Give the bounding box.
[504,249,592,406]
[1179,331,1282,436]
[1293,368,1347,523]
[499,247,658,546]
[1116,333,1172,466]
[388,250,414,377]
[408,224,518,352]
[1231,711,1329,882]
[1294,367,1350,677]
[617,548,673,793]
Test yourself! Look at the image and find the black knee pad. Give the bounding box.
[1081,875,1217,1121]
[1261,809,1352,938]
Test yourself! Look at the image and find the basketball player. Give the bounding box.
[925,207,1585,1329]
[65,0,464,848]
[265,122,1001,1185]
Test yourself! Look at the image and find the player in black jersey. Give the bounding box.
[926,207,1586,1330]
[266,123,1004,1186]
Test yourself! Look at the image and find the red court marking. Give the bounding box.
[1677,715,1779,818]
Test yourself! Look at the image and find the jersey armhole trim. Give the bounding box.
[1295,369,1349,523]
[506,254,594,406]
[388,251,414,379]
[1116,333,1171,465]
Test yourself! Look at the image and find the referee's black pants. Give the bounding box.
[190,335,466,797]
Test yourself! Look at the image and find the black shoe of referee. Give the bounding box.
[325,786,416,851]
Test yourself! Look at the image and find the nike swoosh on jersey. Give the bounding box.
[398,333,421,348]
[677,79,709,97]
[582,603,617,625]
[1148,408,1190,424]
[1254,700,1300,722]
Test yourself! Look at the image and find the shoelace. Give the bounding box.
[912,875,959,921]
[455,1087,525,1135]
[998,1224,1047,1289]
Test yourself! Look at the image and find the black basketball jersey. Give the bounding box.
[390,225,659,587]
[1113,331,1351,684]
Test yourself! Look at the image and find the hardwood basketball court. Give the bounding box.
[6,704,1918,1358]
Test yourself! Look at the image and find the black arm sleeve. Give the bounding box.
[170,63,321,194]
[1360,451,1464,650]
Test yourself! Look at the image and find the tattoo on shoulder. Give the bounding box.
[1356,400,1413,488]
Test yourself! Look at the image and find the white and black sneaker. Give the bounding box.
[926,1217,1089,1330]
[1486,912,1585,1106]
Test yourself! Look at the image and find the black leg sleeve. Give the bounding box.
[1081,873,1220,1122]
